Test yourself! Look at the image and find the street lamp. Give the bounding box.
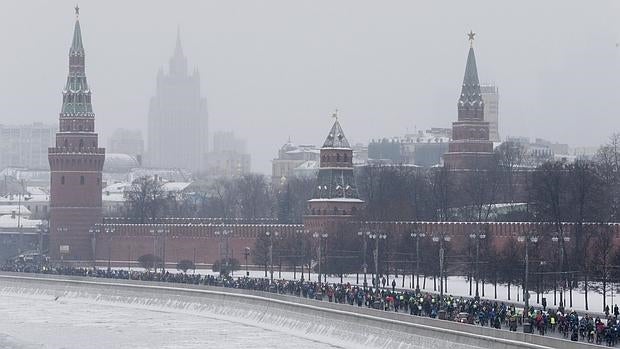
[312,232,328,284]
[215,229,231,276]
[432,234,451,310]
[266,231,279,283]
[357,231,370,289]
[105,227,115,271]
[410,232,426,291]
[551,234,571,307]
[243,247,251,277]
[368,232,387,289]
[517,234,539,320]
[469,231,486,298]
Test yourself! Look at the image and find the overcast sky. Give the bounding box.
[1,1,619,174]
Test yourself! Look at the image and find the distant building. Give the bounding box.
[367,128,450,167]
[0,187,50,220]
[503,136,571,167]
[107,129,144,160]
[206,132,251,177]
[0,123,57,170]
[147,30,208,173]
[481,84,500,142]
[271,140,319,185]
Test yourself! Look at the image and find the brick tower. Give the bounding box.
[443,32,495,170]
[48,7,105,262]
[304,112,364,233]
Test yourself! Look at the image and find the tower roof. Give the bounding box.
[70,19,84,55]
[61,9,93,116]
[458,46,484,110]
[322,120,351,149]
[169,26,188,76]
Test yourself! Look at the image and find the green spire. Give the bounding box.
[70,19,84,55]
[61,8,93,116]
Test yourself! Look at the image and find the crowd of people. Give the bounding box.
[3,263,620,346]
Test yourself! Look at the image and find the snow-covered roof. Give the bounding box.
[308,198,364,203]
[0,214,42,229]
[294,161,319,170]
[161,182,191,192]
[286,148,320,155]
[0,205,32,217]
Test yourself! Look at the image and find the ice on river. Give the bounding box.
[0,291,340,349]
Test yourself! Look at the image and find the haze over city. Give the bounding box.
[4,2,620,348]
[1,0,619,173]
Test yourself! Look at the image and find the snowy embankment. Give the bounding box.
[0,273,594,349]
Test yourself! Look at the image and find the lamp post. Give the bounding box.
[244,247,250,277]
[313,232,328,283]
[56,226,68,266]
[39,222,48,269]
[410,232,426,290]
[89,227,96,269]
[357,231,370,289]
[469,231,486,298]
[215,229,231,276]
[368,232,387,289]
[518,234,538,319]
[105,227,115,271]
[432,234,451,310]
[551,234,570,307]
[266,231,279,283]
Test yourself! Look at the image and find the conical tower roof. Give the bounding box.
[61,9,92,116]
[322,120,351,149]
[458,46,483,108]
[70,20,84,55]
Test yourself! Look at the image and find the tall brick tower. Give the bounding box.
[443,32,495,170]
[304,112,364,233]
[48,7,105,262]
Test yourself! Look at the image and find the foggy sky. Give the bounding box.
[1,1,619,174]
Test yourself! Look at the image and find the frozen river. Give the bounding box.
[0,292,340,349]
[0,274,572,349]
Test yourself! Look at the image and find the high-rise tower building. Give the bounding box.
[147,30,208,173]
[48,8,105,261]
[443,33,495,170]
[481,84,500,142]
[304,114,364,233]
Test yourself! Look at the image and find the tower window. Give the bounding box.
[61,176,65,185]
[80,176,85,185]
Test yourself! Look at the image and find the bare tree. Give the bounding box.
[237,174,273,219]
[124,176,166,223]
[496,140,528,203]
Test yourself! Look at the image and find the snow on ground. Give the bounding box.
[0,291,340,349]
